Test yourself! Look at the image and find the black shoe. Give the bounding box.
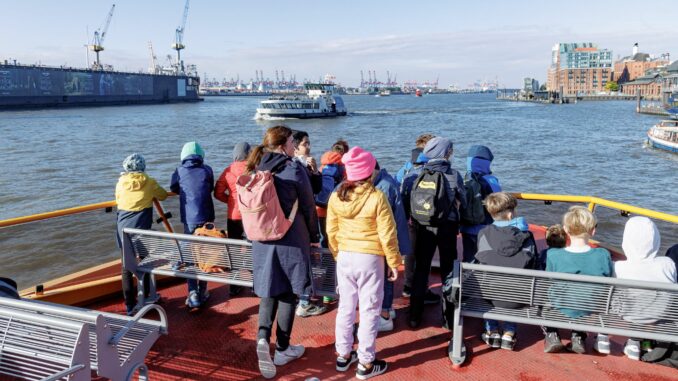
[408,318,421,329]
[544,332,565,353]
[229,285,243,296]
[336,350,358,372]
[402,285,412,298]
[423,290,440,305]
[568,333,587,354]
[356,359,388,380]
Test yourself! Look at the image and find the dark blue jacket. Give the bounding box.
[402,159,466,223]
[374,168,412,255]
[460,154,502,234]
[251,152,320,298]
[170,155,215,226]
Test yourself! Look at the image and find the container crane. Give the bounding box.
[172,0,190,74]
[147,41,158,74]
[89,4,116,70]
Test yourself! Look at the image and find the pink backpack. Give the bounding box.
[236,170,298,241]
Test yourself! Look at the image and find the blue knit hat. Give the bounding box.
[122,153,146,172]
[423,137,453,160]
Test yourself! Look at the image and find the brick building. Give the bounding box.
[546,43,613,95]
[613,44,669,83]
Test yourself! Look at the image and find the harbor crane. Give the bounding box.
[147,41,158,74]
[89,4,115,70]
[172,0,190,73]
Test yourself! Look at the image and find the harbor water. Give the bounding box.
[1,94,677,288]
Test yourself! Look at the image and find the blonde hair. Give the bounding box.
[562,206,597,237]
[483,192,517,220]
[545,224,567,248]
[415,134,434,148]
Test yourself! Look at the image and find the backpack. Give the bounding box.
[459,173,486,225]
[410,169,452,226]
[236,170,298,241]
[192,223,228,273]
[315,164,344,208]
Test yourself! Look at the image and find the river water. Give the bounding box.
[1,94,676,288]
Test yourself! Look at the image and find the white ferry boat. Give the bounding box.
[255,83,347,119]
[647,119,678,153]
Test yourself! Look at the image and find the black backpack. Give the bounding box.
[459,173,486,225]
[410,169,452,226]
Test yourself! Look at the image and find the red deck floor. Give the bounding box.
[90,276,677,381]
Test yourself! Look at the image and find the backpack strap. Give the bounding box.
[287,199,299,223]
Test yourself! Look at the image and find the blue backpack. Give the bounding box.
[315,164,344,208]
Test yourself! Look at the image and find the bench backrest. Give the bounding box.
[456,261,678,342]
[0,306,91,381]
[122,228,337,296]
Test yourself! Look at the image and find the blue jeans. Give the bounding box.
[184,224,208,298]
[484,319,517,334]
[382,262,394,311]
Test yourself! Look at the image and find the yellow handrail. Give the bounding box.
[0,192,676,229]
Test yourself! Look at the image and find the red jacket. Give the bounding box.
[214,160,248,220]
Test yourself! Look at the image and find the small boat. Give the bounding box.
[647,120,678,153]
[255,83,347,119]
[379,90,391,97]
[415,89,422,97]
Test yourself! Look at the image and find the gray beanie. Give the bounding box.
[122,153,146,172]
[423,137,453,160]
[232,142,251,162]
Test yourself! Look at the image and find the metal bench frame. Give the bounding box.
[0,306,91,381]
[0,297,167,381]
[122,228,337,306]
[448,261,678,366]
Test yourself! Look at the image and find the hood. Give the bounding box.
[321,151,343,166]
[414,151,429,165]
[480,224,532,257]
[424,159,451,173]
[373,168,391,185]
[622,216,660,261]
[468,145,494,161]
[181,141,205,161]
[119,172,149,191]
[332,183,373,219]
[467,157,492,175]
[232,142,251,162]
[494,217,529,232]
[410,148,423,163]
[257,152,290,173]
[181,154,204,168]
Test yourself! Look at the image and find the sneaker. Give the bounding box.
[568,333,587,354]
[229,285,243,296]
[593,334,610,355]
[295,303,329,317]
[200,290,210,305]
[356,359,388,380]
[624,339,641,361]
[500,333,516,351]
[273,344,305,366]
[336,350,358,372]
[481,331,501,348]
[544,331,565,353]
[641,340,654,353]
[378,316,394,332]
[388,308,396,320]
[402,286,412,298]
[256,339,276,379]
[185,291,201,309]
[323,296,336,304]
[423,290,440,305]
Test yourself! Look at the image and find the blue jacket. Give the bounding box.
[402,159,466,223]
[395,149,429,186]
[374,168,412,255]
[459,155,502,234]
[170,155,215,226]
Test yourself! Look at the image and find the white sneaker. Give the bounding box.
[624,339,641,361]
[256,339,276,379]
[389,308,396,320]
[593,334,610,355]
[273,344,305,366]
[378,316,394,332]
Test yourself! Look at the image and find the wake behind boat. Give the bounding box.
[255,83,347,119]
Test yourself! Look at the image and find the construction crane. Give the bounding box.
[89,4,116,70]
[172,0,190,73]
[147,41,158,74]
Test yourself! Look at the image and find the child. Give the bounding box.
[544,206,613,354]
[538,224,567,270]
[115,153,168,315]
[614,217,676,360]
[474,192,538,350]
[170,142,215,309]
[327,147,401,379]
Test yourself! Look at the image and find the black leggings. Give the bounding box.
[258,292,298,351]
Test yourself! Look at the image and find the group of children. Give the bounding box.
[114,130,678,379]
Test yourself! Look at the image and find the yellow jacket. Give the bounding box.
[115,172,168,212]
[326,183,401,269]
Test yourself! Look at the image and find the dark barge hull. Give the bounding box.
[0,64,202,110]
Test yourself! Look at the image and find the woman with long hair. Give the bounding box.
[248,126,320,379]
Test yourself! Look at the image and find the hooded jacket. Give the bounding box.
[374,168,412,255]
[115,172,168,212]
[170,154,215,226]
[316,151,345,218]
[402,159,466,223]
[395,148,429,186]
[460,145,502,234]
[326,183,401,269]
[614,217,677,323]
[214,160,248,220]
[475,220,538,308]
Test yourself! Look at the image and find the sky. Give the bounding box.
[1,0,676,88]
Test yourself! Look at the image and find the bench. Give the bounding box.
[0,306,91,381]
[121,228,337,305]
[0,297,167,381]
[447,261,678,367]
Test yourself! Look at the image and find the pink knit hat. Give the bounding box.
[341,146,376,181]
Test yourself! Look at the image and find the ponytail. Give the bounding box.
[246,145,266,173]
[247,125,293,173]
